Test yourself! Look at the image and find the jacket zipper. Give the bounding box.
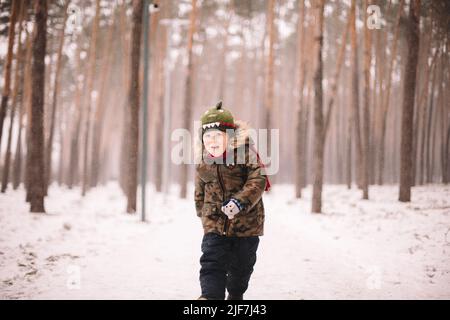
[216,164,229,236]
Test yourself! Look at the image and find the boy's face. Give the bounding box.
[203,129,228,157]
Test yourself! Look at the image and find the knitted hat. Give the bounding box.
[200,101,236,134]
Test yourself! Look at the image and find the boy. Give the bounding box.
[194,101,270,300]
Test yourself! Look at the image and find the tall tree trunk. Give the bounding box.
[370,25,383,185]
[361,0,372,199]
[179,0,197,199]
[14,25,34,190]
[12,113,24,189]
[429,69,439,182]
[345,66,352,188]
[154,3,166,193]
[45,0,70,193]
[57,94,66,186]
[439,58,448,184]
[126,0,144,212]
[2,0,25,193]
[302,78,313,188]
[25,24,37,202]
[0,0,19,150]
[311,0,325,214]
[81,0,101,196]
[370,15,382,185]
[350,0,362,189]
[417,45,439,185]
[295,0,306,198]
[399,0,421,202]
[298,16,315,191]
[444,117,450,184]
[346,90,352,189]
[425,59,438,184]
[411,26,430,186]
[67,46,85,189]
[27,0,47,213]
[118,0,132,194]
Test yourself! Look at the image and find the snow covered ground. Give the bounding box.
[1,182,449,299]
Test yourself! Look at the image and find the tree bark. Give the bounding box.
[444,118,450,184]
[0,0,19,150]
[361,0,372,199]
[399,0,421,202]
[27,0,48,213]
[311,0,325,214]
[118,0,131,193]
[346,90,353,189]
[417,45,439,185]
[67,45,85,189]
[425,59,438,183]
[438,57,448,184]
[1,0,25,193]
[349,0,362,189]
[295,0,306,198]
[153,3,166,193]
[14,24,34,191]
[126,0,144,212]
[411,25,430,186]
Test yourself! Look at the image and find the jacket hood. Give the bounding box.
[229,120,255,149]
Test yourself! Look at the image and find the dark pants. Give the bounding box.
[199,232,260,300]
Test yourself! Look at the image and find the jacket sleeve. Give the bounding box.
[194,167,205,217]
[231,148,267,214]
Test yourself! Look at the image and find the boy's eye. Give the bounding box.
[204,133,220,140]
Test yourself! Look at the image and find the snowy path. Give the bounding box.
[1,183,449,299]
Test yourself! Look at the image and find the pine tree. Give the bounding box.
[399,0,421,202]
[126,0,144,213]
[27,0,48,213]
[311,0,325,213]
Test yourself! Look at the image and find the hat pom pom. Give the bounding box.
[216,101,222,110]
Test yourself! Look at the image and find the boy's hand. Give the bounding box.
[221,199,243,219]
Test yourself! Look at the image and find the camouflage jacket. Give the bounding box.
[194,120,267,237]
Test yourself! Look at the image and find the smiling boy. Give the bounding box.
[195,101,270,300]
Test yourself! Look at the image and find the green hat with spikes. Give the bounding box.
[200,101,236,133]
